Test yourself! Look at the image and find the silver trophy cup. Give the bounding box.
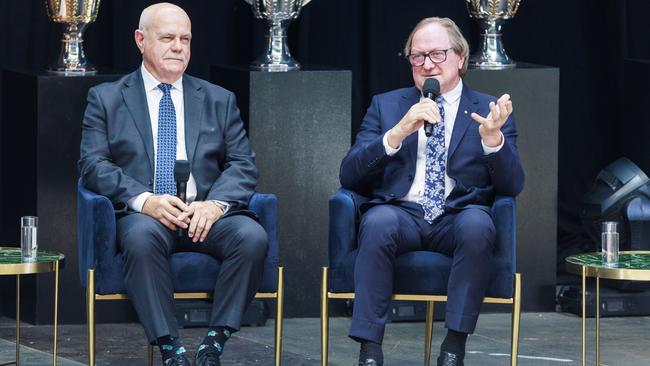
[466,0,521,69]
[46,0,101,75]
[245,0,312,71]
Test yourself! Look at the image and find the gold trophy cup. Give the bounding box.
[45,0,101,75]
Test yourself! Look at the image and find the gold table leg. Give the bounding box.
[16,274,20,366]
[53,261,60,366]
[596,275,600,366]
[581,265,586,366]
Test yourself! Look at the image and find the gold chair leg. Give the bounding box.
[274,267,284,366]
[87,269,96,366]
[147,344,154,366]
[320,267,329,366]
[53,261,60,366]
[424,301,435,366]
[510,273,521,366]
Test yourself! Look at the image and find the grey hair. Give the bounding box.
[403,17,470,76]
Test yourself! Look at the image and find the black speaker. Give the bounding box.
[175,299,269,328]
[581,157,650,251]
[580,157,650,291]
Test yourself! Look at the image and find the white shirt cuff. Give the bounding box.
[481,132,505,155]
[128,192,153,212]
[383,131,401,156]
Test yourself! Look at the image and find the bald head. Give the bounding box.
[139,2,190,32]
[135,2,192,84]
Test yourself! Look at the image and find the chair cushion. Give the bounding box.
[95,251,278,295]
[329,250,514,299]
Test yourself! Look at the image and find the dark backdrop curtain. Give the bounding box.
[1,0,649,275]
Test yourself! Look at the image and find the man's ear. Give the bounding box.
[134,29,145,54]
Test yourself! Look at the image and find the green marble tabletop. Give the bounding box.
[0,247,64,264]
[566,251,650,280]
[566,252,650,270]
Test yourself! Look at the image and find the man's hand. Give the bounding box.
[142,194,190,230]
[471,94,513,147]
[386,98,441,148]
[177,201,224,243]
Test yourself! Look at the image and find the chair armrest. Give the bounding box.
[328,188,369,268]
[77,179,117,288]
[491,195,517,276]
[249,193,280,292]
[249,193,279,268]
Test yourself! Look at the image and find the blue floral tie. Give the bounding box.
[154,83,177,195]
[421,96,446,223]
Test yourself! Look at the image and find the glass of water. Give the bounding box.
[601,221,619,267]
[21,216,38,262]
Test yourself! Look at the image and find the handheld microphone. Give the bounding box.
[173,160,191,237]
[422,78,441,137]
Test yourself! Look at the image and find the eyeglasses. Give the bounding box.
[407,49,451,66]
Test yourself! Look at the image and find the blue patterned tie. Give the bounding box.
[421,96,446,224]
[154,83,177,195]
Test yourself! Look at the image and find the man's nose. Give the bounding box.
[423,56,436,69]
[170,38,182,51]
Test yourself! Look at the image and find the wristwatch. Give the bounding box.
[211,200,230,214]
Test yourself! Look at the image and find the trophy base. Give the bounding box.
[469,61,517,70]
[250,63,301,72]
[47,67,97,76]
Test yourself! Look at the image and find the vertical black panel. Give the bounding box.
[465,64,560,311]
[0,70,136,324]
[212,66,352,317]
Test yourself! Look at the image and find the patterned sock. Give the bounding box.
[440,329,468,356]
[198,326,235,355]
[157,335,186,363]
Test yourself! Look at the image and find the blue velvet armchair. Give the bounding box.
[320,188,521,366]
[77,180,284,366]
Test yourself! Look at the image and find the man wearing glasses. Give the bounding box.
[339,17,524,366]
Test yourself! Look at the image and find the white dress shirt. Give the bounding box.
[382,80,504,204]
[127,64,197,212]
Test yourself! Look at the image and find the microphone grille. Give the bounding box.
[423,78,440,97]
[173,160,191,182]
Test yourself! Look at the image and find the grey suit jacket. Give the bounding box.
[78,70,258,215]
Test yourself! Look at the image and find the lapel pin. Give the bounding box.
[464,110,468,114]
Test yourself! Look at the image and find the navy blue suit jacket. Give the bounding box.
[79,70,258,215]
[340,84,524,212]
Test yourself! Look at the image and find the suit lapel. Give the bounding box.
[183,76,205,166]
[448,85,480,160]
[399,87,421,164]
[122,71,154,172]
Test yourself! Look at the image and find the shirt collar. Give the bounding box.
[441,79,463,104]
[140,63,183,92]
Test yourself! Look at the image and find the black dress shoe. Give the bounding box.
[358,358,382,366]
[437,351,464,366]
[163,354,192,366]
[194,346,221,366]
[358,341,383,366]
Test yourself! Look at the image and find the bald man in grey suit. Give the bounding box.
[78,3,266,366]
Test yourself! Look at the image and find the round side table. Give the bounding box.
[0,247,65,366]
[565,251,650,366]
